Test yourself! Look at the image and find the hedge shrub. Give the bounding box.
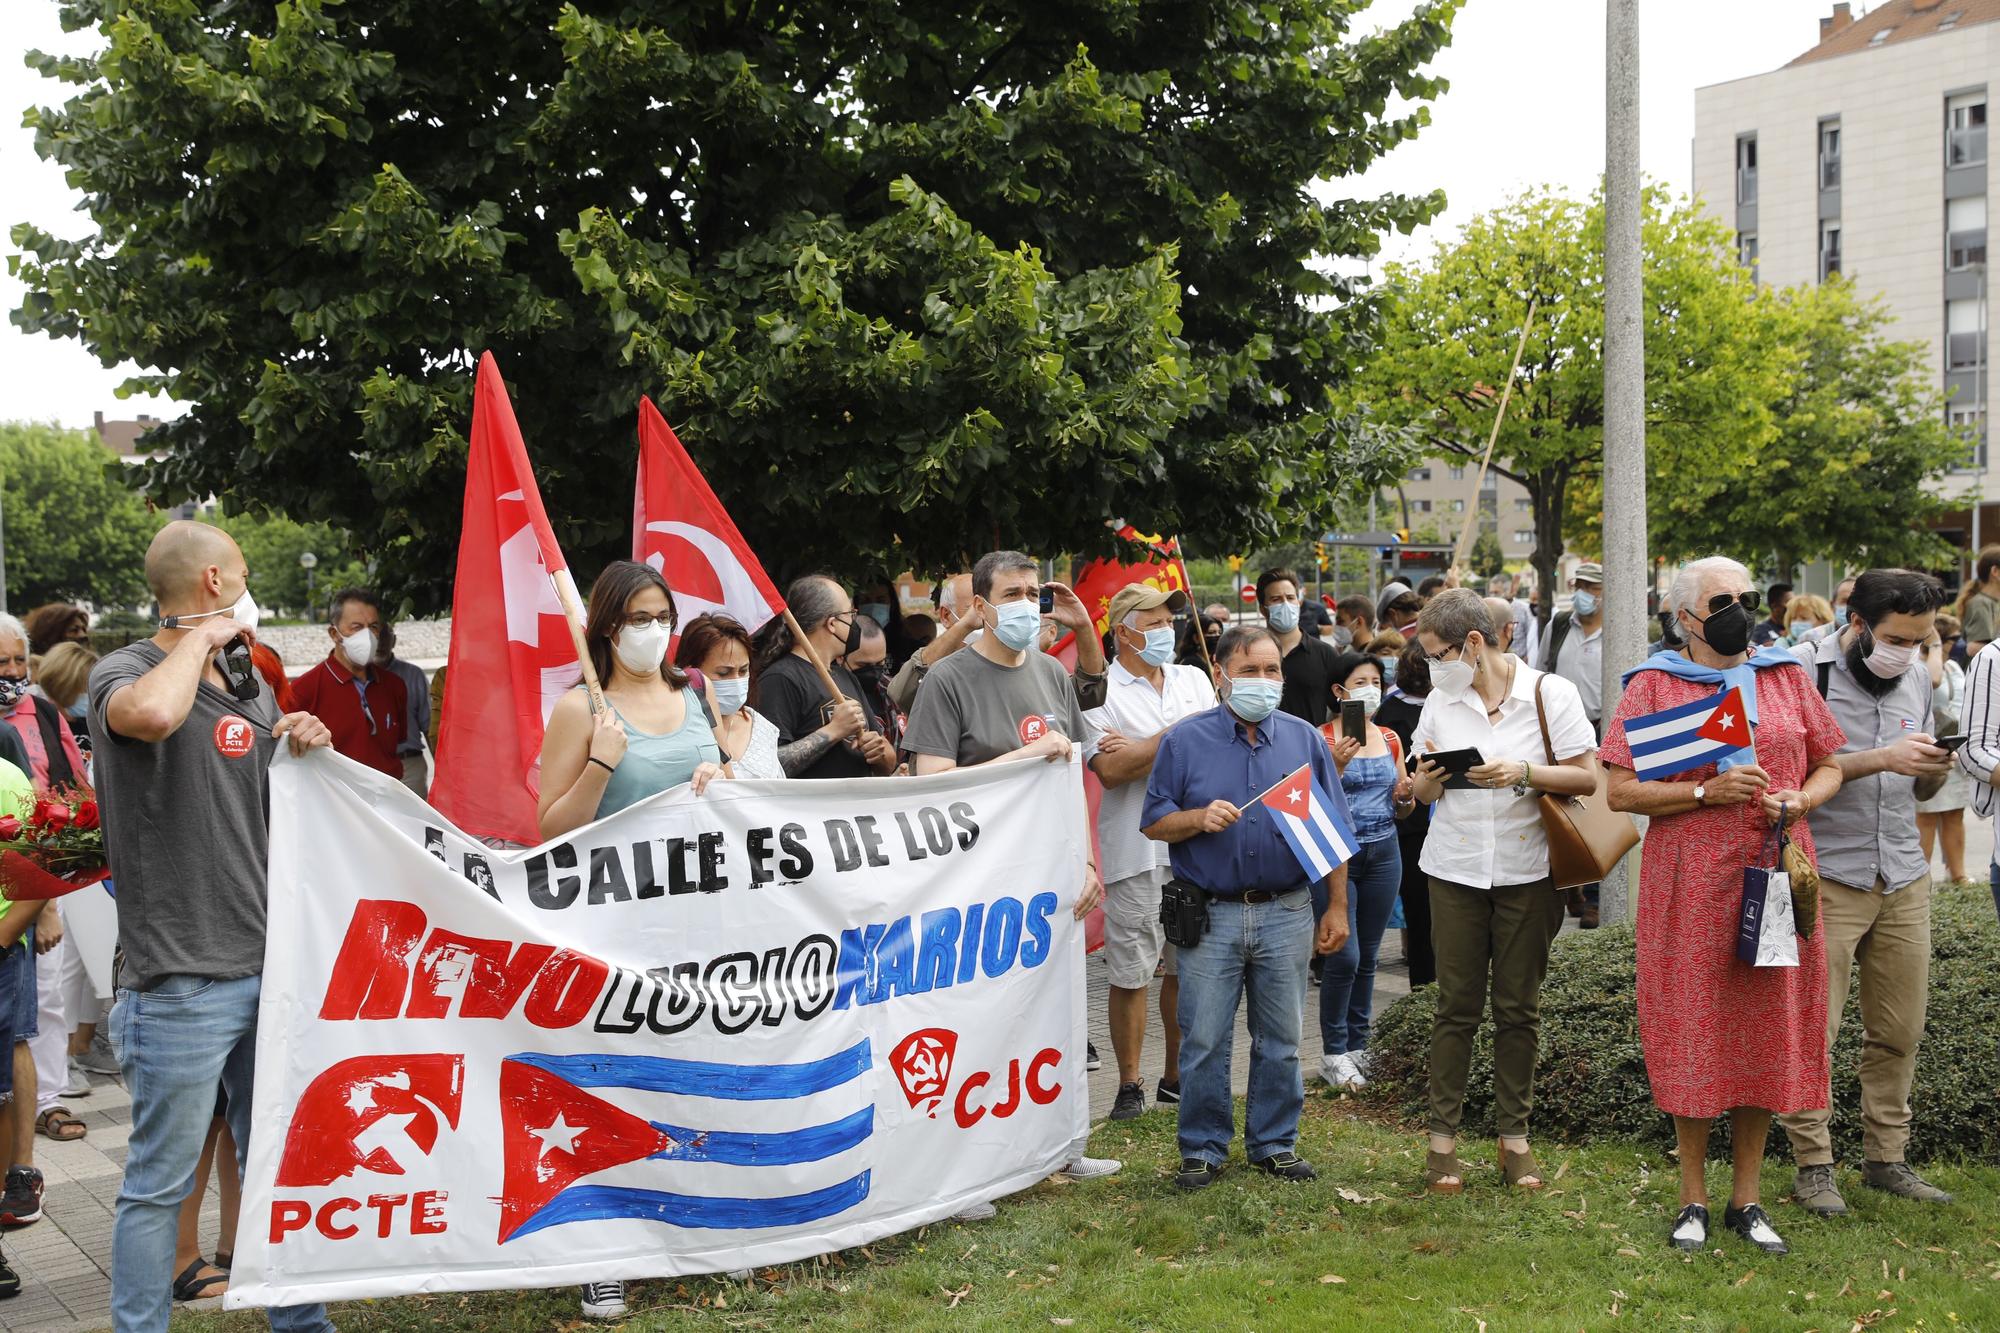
[1364,878,2000,1162]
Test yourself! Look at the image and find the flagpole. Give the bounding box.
[1451,296,1538,572]
[549,569,608,715]
[782,608,846,705]
[1175,533,1218,681]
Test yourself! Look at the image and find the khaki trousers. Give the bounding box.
[1779,874,1932,1166]
[1427,876,1564,1138]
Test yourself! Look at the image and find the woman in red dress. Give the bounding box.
[1601,557,1844,1258]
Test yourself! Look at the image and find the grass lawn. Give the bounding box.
[180,1095,2000,1332]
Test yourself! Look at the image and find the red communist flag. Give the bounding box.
[1063,526,1194,650]
[430,353,582,845]
[635,397,785,648]
[1694,686,1750,746]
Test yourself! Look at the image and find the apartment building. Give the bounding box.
[1393,461,1539,563]
[1694,0,1995,558]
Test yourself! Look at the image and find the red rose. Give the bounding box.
[0,816,19,841]
[73,802,100,832]
[35,802,69,832]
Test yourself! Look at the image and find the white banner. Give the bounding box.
[230,750,1089,1307]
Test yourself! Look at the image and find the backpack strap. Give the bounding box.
[1816,660,1831,700]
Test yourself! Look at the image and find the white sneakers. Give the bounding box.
[1060,1155,1123,1181]
[1320,1052,1368,1090]
[579,1281,628,1321]
[953,1201,999,1221]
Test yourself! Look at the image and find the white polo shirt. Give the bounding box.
[1412,663,1597,889]
[1083,659,1217,884]
[1553,618,1604,721]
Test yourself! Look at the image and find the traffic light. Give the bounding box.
[1226,554,1244,574]
[1313,541,1328,571]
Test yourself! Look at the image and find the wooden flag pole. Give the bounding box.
[1452,296,1539,572]
[1174,534,1218,681]
[549,568,608,715]
[783,607,847,705]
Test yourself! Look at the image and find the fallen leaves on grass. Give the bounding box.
[1337,1187,1386,1204]
[1733,1270,1756,1288]
[942,1284,972,1309]
[1319,1274,1347,1285]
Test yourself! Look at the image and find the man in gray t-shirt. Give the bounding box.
[901,549,1116,1205]
[89,521,333,1333]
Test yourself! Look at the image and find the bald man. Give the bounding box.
[88,521,334,1333]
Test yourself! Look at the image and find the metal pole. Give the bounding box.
[1600,0,1648,927]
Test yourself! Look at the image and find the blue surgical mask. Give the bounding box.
[1570,589,1599,618]
[1789,620,1815,641]
[1131,625,1176,668]
[860,602,892,628]
[1265,602,1300,633]
[1225,677,1281,723]
[1333,626,1354,650]
[711,676,750,715]
[992,599,1042,652]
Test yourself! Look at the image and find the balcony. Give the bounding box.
[1820,157,1841,189]
[1949,228,1987,271]
[1950,125,1987,169]
[1948,330,1987,371]
[1736,167,1758,204]
[1821,247,1842,281]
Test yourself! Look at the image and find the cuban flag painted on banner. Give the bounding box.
[1623,685,1754,781]
[496,1041,874,1244]
[1258,763,1360,881]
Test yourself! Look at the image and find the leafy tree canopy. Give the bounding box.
[0,423,159,610]
[14,0,1461,612]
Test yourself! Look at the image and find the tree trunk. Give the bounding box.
[1529,465,1568,632]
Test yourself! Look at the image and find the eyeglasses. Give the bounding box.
[1701,592,1761,617]
[1423,643,1467,666]
[621,612,675,630]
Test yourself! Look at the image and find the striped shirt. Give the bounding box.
[1957,642,2000,864]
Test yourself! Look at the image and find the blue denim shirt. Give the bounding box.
[1143,705,1352,897]
[1340,750,1399,845]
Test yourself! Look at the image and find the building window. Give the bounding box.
[1820,222,1842,281]
[1736,136,1758,204]
[1949,94,1987,168]
[1514,498,1531,512]
[1448,465,1466,480]
[1410,499,1433,514]
[1737,231,1759,271]
[1869,26,1895,45]
[1406,466,1431,482]
[1948,196,1987,271]
[1949,405,1988,472]
[1939,11,1965,31]
[1947,299,1986,370]
[1513,530,1536,545]
[1819,120,1841,189]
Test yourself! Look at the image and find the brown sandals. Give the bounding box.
[1499,1144,1545,1190]
[1425,1148,1464,1195]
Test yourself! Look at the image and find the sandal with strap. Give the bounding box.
[1499,1144,1545,1190]
[35,1108,86,1142]
[1425,1148,1465,1195]
[172,1259,228,1302]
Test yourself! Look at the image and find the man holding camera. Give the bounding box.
[88,521,335,1333]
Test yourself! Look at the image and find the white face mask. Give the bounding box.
[229,587,261,633]
[1430,650,1477,697]
[1861,635,1916,680]
[613,621,672,675]
[711,676,750,715]
[340,628,377,667]
[1347,684,1382,717]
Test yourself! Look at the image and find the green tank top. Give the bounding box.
[594,690,722,819]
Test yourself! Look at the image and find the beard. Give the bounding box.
[1844,633,1901,698]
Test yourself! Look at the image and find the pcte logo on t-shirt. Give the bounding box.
[215,715,257,759]
[1017,713,1049,745]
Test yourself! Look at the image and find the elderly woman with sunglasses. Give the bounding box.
[1406,589,1600,1197]
[1600,557,1844,1259]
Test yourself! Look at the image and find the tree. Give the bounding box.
[216,509,372,620]
[15,0,1462,612]
[1645,278,1964,573]
[0,423,160,610]
[1469,529,1504,580]
[1353,186,1788,611]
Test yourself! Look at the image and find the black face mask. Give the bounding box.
[837,614,864,657]
[1693,602,1754,657]
[854,664,886,690]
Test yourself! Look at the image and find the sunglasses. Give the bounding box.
[1700,591,1760,617]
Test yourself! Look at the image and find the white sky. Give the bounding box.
[0,0,1847,431]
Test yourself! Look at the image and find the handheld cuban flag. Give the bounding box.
[1258,763,1360,881]
[1623,685,1754,781]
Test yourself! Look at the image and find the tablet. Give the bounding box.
[1413,746,1486,790]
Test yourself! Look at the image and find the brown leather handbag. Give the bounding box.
[1533,674,1641,890]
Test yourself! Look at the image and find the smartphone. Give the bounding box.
[1340,699,1367,744]
[1935,734,1971,754]
[1039,586,1055,614]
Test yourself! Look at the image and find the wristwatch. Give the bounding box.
[1692,783,1708,807]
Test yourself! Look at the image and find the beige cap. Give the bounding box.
[1105,582,1190,629]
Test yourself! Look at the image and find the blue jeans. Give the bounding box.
[108,974,333,1333]
[1311,837,1402,1056]
[1991,863,1999,924]
[1174,889,1314,1165]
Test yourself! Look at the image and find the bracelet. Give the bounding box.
[588,756,616,774]
[1512,761,1533,797]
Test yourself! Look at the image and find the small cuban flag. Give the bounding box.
[1258,762,1360,882]
[1624,685,1754,781]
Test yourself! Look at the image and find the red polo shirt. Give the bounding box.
[290,653,409,776]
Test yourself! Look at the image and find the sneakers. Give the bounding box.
[74,1034,119,1076]
[1669,1203,1709,1252]
[1320,1053,1366,1090]
[1085,1042,1102,1072]
[0,1249,15,1298]
[1791,1164,1848,1216]
[0,1169,42,1227]
[1252,1150,1318,1182]
[1175,1158,1222,1190]
[954,1201,997,1221]
[1862,1160,1953,1204]
[1723,1202,1789,1255]
[1154,1078,1181,1105]
[724,1268,752,1281]
[579,1281,627,1321]
[61,1061,92,1098]
[1108,1082,1145,1121]
[1060,1155,1122,1181]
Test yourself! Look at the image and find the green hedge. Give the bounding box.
[1365,879,2000,1163]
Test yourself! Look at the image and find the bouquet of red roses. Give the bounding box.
[0,785,108,901]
